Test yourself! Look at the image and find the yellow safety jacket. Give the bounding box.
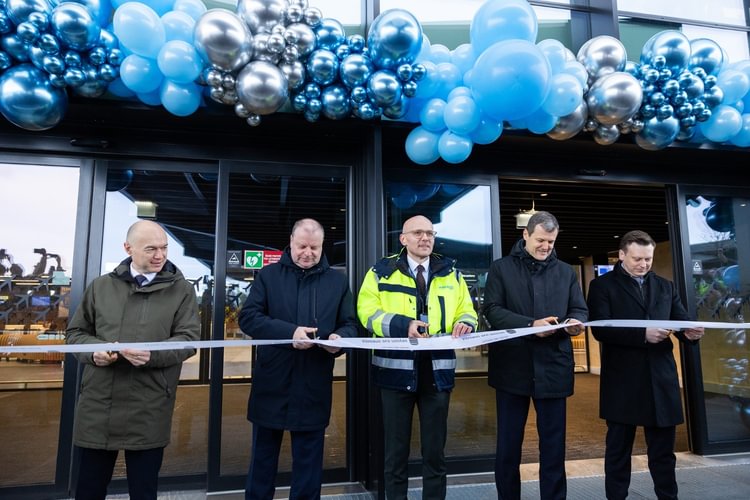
[357,250,477,392]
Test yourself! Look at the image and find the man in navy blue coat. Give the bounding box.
[239,218,357,500]
[588,230,704,500]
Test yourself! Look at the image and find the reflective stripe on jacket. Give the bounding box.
[357,250,477,392]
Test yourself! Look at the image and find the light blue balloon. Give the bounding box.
[416,33,430,63]
[419,98,446,132]
[470,114,503,144]
[316,18,346,51]
[160,79,201,116]
[120,53,163,93]
[641,30,690,75]
[429,44,451,64]
[137,88,162,105]
[542,72,583,117]
[107,76,135,97]
[689,38,724,76]
[173,0,206,21]
[113,2,166,59]
[414,60,438,99]
[51,3,101,52]
[161,10,195,43]
[450,44,476,76]
[339,53,373,88]
[525,107,557,134]
[444,95,480,135]
[438,130,473,164]
[538,39,567,74]
[402,97,425,123]
[367,69,401,107]
[470,0,538,54]
[700,104,742,142]
[405,126,441,164]
[307,49,339,85]
[367,8,422,70]
[717,69,750,104]
[560,60,588,89]
[729,113,750,147]
[447,86,472,101]
[636,116,679,150]
[321,84,350,120]
[471,39,551,121]
[158,40,201,84]
[433,61,462,100]
[0,63,67,130]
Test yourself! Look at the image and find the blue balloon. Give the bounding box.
[542,72,583,117]
[538,39,567,74]
[120,53,163,93]
[414,60,439,99]
[137,0,175,16]
[641,30,690,75]
[470,0,538,54]
[157,40,202,84]
[717,69,750,104]
[51,3,101,52]
[699,104,742,142]
[689,38,724,76]
[339,53,373,88]
[307,49,339,86]
[471,39,551,121]
[416,33,430,63]
[5,0,54,25]
[444,95,480,135]
[405,126,441,164]
[451,43,476,75]
[367,9,422,70]
[2,33,31,62]
[438,130,473,164]
[113,2,166,59]
[428,44,451,64]
[0,64,68,131]
[525,107,557,134]
[161,10,195,43]
[137,89,161,105]
[419,98,447,132]
[321,84,351,120]
[402,97,426,123]
[367,69,402,107]
[433,61,462,100]
[730,113,750,147]
[316,18,346,51]
[636,116,680,150]
[160,79,201,116]
[173,0,207,21]
[107,77,135,97]
[470,114,503,145]
[68,0,113,28]
[448,86,472,101]
[383,94,409,119]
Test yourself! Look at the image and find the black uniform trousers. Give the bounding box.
[380,353,451,500]
[495,390,568,500]
[75,446,164,500]
[605,420,677,500]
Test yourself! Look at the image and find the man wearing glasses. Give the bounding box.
[358,215,477,500]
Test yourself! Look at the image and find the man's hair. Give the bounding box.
[526,211,559,233]
[619,230,656,251]
[291,218,325,239]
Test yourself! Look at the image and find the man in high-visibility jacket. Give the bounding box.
[357,215,477,500]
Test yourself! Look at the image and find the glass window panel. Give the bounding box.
[380,0,571,23]
[221,171,348,476]
[384,181,494,455]
[100,168,216,476]
[681,25,750,64]
[205,0,362,25]
[617,0,747,27]
[684,194,750,443]
[0,162,79,487]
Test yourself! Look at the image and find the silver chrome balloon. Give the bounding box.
[237,0,286,35]
[586,71,642,126]
[194,9,254,72]
[236,60,289,115]
[576,35,627,79]
[593,124,620,145]
[284,23,315,58]
[280,60,305,90]
[547,100,588,141]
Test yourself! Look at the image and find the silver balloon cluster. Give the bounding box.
[0,0,122,97]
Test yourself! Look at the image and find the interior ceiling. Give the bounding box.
[499,179,670,264]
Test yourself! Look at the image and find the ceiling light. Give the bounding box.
[515,200,537,229]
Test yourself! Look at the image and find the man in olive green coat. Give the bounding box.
[66,220,200,500]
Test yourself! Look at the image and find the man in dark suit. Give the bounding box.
[587,230,704,500]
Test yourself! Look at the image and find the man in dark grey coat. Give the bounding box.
[239,218,357,500]
[483,211,587,500]
[67,220,200,499]
[587,230,704,500]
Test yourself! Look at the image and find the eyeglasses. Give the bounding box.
[403,230,437,239]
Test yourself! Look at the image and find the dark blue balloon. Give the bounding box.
[106,169,134,192]
[0,64,68,131]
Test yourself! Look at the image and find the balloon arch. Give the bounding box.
[1,0,750,164]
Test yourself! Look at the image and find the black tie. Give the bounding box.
[135,275,147,287]
[416,265,427,302]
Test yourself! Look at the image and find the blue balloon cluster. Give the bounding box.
[0,0,122,130]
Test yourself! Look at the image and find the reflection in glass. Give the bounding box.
[221,172,348,476]
[100,168,216,476]
[618,0,746,26]
[685,195,750,442]
[0,163,79,487]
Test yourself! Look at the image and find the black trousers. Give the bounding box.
[380,355,451,500]
[74,446,164,500]
[605,421,677,500]
[494,390,567,500]
[245,424,326,500]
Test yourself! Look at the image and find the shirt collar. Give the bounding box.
[130,264,156,284]
[406,255,429,277]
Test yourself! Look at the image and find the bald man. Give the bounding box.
[358,215,477,500]
[67,220,200,500]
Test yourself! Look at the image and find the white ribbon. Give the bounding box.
[0,320,745,353]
